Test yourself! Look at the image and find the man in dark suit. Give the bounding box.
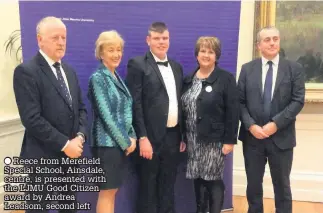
[238,26,305,213]
[125,22,186,213]
[13,16,87,213]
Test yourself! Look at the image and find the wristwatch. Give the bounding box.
[77,132,85,143]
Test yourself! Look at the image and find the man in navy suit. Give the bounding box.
[238,26,305,213]
[13,16,87,213]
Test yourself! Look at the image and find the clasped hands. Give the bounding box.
[249,122,278,139]
[221,122,278,155]
[63,136,84,158]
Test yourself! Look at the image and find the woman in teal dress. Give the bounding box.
[87,30,136,213]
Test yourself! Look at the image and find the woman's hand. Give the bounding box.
[125,137,136,155]
[222,144,234,155]
[179,141,186,152]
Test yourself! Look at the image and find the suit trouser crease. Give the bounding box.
[243,139,293,213]
[137,126,180,213]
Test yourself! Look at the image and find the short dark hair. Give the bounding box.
[148,22,168,35]
[256,26,280,43]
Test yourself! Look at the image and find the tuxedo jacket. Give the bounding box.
[125,51,183,146]
[13,52,87,158]
[238,57,305,149]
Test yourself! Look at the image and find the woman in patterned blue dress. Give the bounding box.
[181,36,240,213]
[88,30,137,213]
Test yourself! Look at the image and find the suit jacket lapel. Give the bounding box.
[114,74,131,98]
[61,63,76,111]
[116,74,132,98]
[273,58,287,99]
[37,53,73,111]
[101,66,131,98]
[146,52,167,90]
[253,59,263,99]
[169,60,181,100]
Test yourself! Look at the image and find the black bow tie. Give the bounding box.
[156,61,169,67]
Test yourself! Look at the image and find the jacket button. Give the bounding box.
[198,117,202,120]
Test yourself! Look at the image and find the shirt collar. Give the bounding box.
[150,50,168,62]
[39,49,61,67]
[261,54,279,66]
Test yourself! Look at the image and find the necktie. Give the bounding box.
[156,61,169,67]
[263,61,273,122]
[53,62,72,108]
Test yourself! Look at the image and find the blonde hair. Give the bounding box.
[95,30,125,60]
[195,36,221,60]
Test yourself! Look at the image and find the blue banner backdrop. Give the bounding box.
[19,1,241,213]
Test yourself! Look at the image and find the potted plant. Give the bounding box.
[4,29,22,64]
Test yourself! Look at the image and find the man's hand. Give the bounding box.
[126,137,137,156]
[179,141,186,152]
[139,137,153,160]
[262,122,278,136]
[63,137,83,158]
[249,124,269,139]
[222,144,234,155]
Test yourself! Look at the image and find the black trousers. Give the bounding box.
[243,139,293,213]
[25,162,78,213]
[194,178,224,213]
[136,126,181,213]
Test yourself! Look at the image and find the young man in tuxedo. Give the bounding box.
[126,22,186,213]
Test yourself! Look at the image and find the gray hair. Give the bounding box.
[256,26,280,43]
[36,16,65,34]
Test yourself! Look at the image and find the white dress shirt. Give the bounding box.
[151,51,178,127]
[261,54,279,100]
[39,49,71,97]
